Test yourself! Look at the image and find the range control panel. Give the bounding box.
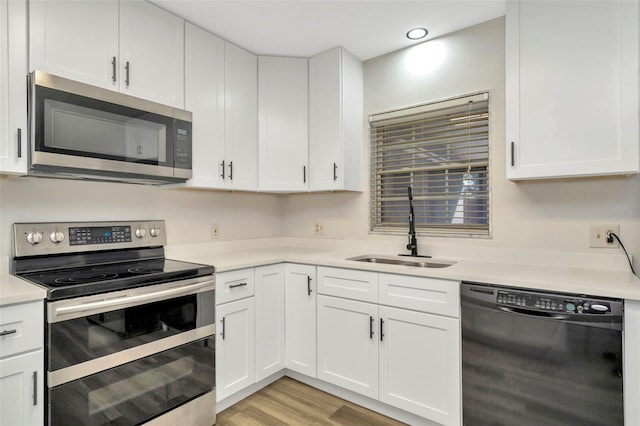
[497,290,612,315]
[13,220,166,257]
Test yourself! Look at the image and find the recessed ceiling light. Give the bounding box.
[406,27,428,40]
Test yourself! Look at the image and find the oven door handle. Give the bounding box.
[52,279,215,319]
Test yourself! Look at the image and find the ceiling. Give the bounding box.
[150,1,505,61]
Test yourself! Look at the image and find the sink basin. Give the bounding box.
[347,255,456,268]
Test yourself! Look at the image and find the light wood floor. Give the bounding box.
[216,377,407,426]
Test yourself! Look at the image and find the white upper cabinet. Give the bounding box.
[29,0,119,90]
[224,42,258,191]
[506,0,639,180]
[183,27,258,191]
[119,1,184,107]
[309,47,363,192]
[258,56,309,192]
[0,0,28,174]
[184,23,226,189]
[29,0,184,108]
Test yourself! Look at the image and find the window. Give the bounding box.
[370,92,490,236]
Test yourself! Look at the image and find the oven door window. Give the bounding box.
[48,290,214,371]
[49,337,215,426]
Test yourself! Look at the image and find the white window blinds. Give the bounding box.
[370,92,490,235]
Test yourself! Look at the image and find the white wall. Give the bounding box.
[282,17,640,271]
[0,176,284,259]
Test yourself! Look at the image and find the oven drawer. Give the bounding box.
[216,268,255,304]
[49,336,215,426]
[0,300,43,359]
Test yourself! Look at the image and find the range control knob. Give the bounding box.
[49,231,65,244]
[26,232,43,245]
[150,227,161,238]
[135,228,147,238]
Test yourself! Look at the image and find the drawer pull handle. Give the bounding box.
[125,61,130,87]
[0,329,17,336]
[111,56,116,82]
[229,282,248,289]
[228,161,233,180]
[220,160,225,179]
[333,162,338,181]
[307,276,312,296]
[221,317,226,340]
[380,318,384,342]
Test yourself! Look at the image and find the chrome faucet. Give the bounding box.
[400,187,431,258]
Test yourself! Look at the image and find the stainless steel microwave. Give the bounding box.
[27,70,192,185]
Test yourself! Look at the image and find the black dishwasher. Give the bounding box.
[461,282,623,426]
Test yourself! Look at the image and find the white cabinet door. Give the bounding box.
[258,56,309,192]
[317,295,378,399]
[225,42,258,191]
[119,0,184,108]
[379,306,461,426]
[284,263,317,377]
[0,0,27,174]
[0,351,44,426]
[184,23,226,189]
[255,264,285,381]
[506,0,639,180]
[309,47,363,192]
[216,297,255,401]
[29,0,119,90]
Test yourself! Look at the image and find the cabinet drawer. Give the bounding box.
[379,274,460,318]
[216,268,255,305]
[0,301,44,359]
[317,267,378,303]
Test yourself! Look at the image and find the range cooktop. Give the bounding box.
[12,220,215,301]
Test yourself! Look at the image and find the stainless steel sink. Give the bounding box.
[346,255,456,268]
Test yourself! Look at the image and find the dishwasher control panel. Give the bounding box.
[496,290,611,314]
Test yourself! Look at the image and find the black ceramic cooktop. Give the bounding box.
[19,258,214,300]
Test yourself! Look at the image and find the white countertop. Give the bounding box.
[166,243,640,301]
[0,274,47,306]
[3,239,639,306]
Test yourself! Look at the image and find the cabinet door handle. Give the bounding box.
[32,371,37,406]
[111,56,117,82]
[221,317,225,340]
[307,276,312,296]
[510,141,515,167]
[333,162,338,181]
[17,128,21,158]
[303,166,306,183]
[369,316,374,339]
[380,318,384,342]
[229,282,248,288]
[0,329,17,336]
[220,160,225,180]
[228,161,233,180]
[125,61,130,87]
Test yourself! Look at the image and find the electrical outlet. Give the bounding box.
[314,222,324,236]
[211,224,220,239]
[589,224,619,248]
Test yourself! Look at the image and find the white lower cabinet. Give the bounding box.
[255,264,285,381]
[0,300,44,426]
[215,292,255,401]
[379,306,460,425]
[317,295,379,399]
[284,263,317,377]
[0,351,44,426]
[316,267,461,426]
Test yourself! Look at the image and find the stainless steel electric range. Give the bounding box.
[12,220,216,426]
